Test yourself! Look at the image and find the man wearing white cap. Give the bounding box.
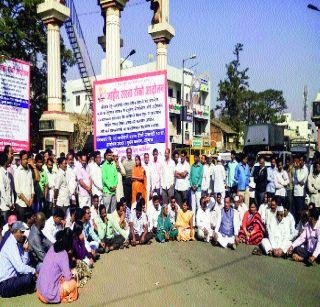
[212,156,226,199]
[261,206,292,257]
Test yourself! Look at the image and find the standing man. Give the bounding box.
[235,154,250,205]
[76,153,92,208]
[66,153,77,206]
[161,149,175,204]
[89,151,103,203]
[292,155,308,222]
[212,156,226,199]
[174,150,190,207]
[189,154,203,225]
[4,145,15,204]
[207,154,215,194]
[150,148,162,197]
[122,147,135,206]
[14,151,35,221]
[201,155,211,196]
[33,154,48,214]
[45,158,57,214]
[54,157,70,214]
[0,153,12,222]
[101,149,118,214]
[143,153,151,203]
[226,150,238,195]
[274,160,289,206]
[266,158,277,198]
[253,157,268,208]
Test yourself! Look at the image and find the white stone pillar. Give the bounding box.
[47,23,62,111]
[106,6,121,78]
[99,0,128,78]
[37,0,70,111]
[156,40,168,71]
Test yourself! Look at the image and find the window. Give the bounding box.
[168,88,173,98]
[76,95,81,106]
[177,90,181,101]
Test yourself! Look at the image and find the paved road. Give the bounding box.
[1,241,319,306]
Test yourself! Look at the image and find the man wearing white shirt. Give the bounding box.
[143,153,151,202]
[0,153,13,222]
[196,197,213,242]
[237,194,248,221]
[45,158,57,214]
[42,208,65,243]
[168,196,179,224]
[207,155,215,194]
[292,155,308,222]
[261,206,292,257]
[150,148,162,197]
[146,195,161,232]
[129,202,153,245]
[233,195,245,225]
[54,157,70,213]
[265,198,278,229]
[274,160,289,204]
[212,157,226,199]
[161,149,175,204]
[266,158,277,198]
[174,150,190,207]
[14,151,35,221]
[88,151,103,203]
[66,153,77,205]
[201,155,211,196]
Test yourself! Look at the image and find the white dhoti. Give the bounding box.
[261,238,291,254]
[197,228,213,242]
[216,232,235,248]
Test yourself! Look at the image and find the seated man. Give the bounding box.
[168,196,179,224]
[237,194,248,222]
[260,206,292,257]
[196,196,213,242]
[65,205,77,229]
[106,202,130,251]
[213,197,240,250]
[258,193,269,224]
[0,215,17,250]
[81,206,105,253]
[147,195,161,233]
[215,193,224,209]
[288,207,320,265]
[129,202,153,246]
[283,204,298,241]
[264,197,278,230]
[0,222,36,297]
[28,212,52,270]
[42,207,65,243]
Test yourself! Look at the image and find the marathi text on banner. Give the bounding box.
[94,71,168,157]
[0,59,30,152]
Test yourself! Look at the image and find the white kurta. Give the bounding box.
[201,164,211,192]
[212,164,226,196]
[308,173,320,207]
[274,170,289,197]
[116,161,126,202]
[89,162,103,198]
[196,208,213,242]
[261,218,292,253]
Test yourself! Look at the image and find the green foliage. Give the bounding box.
[0,0,74,149]
[216,43,287,144]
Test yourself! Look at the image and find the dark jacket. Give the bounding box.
[253,166,268,192]
[28,224,52,266]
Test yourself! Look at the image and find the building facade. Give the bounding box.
[64,60,211,151]
[210,119,237,151]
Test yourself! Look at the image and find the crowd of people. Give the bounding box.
[0,145,319,302]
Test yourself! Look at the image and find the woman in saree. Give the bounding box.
[156,204,178,242]
[131,155,147,204]
[239,201,265,245]
[175,201,194,241]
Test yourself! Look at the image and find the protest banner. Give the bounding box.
[93,71,168,157]
[0,58,30,152]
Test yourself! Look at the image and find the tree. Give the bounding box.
[216,43,249,144]
[0,0,74,149]
[243,89,287,126]
[217,43,287,145]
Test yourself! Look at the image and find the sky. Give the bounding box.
[62,0,320,122]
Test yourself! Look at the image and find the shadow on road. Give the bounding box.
[94,253,253,306]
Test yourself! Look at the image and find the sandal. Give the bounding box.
[252,247,262,256]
